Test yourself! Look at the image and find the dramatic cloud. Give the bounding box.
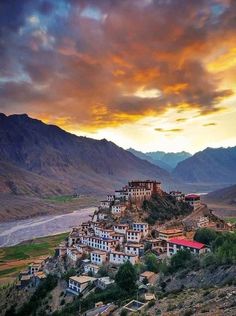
[0,0,235,132]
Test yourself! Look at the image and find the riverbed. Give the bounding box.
[0,207,96,247]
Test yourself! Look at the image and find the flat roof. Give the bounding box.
[125,243,143,248]
[110,251,137,257]
[140,271,156,278]
[114,223,129,227]
[21,275,31,281]
[69,275,96,284]
[159,229,183,234]
[133,222,148,225]
[91,250,107,255]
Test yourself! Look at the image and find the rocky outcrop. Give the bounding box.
[161,265,236,293]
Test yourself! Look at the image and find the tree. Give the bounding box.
[98,265,109,277]
[201,252,217,268]
[144,253,159,273]
[115,261,137,292]
[169,249,193,272]
[194,228,218,246]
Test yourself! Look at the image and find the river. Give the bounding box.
[0,207,96,247]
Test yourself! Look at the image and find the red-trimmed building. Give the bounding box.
[167,238,209,256]
[185,194,201,209]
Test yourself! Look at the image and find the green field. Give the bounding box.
[225,217,236,224]
[0,233,68,262]
[0,233,68,284]
[45,195,79,203]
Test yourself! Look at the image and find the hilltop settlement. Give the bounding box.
[2,180,236,316]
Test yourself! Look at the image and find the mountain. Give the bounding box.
[146,150,191,169]
[127,148,191,171]
[204,184,236,206]
[127,148,171,171]
[173,146,236,186]
[0,113,173,197]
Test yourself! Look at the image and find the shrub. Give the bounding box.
[120,309,128,316]
[60,299,65,306]
[148,300,155,308]
[144,253,159,273]
[194,228,218,246]
[183,309,194,316]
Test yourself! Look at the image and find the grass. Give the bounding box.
[0,233,68,262]
[45,195,79,203]
[225,217,236,224]
[0,232,68,284]
[0,267,24,277]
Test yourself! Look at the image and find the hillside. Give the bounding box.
[204,184,236,205]
[173,146,236,186]
[143,192,193,224]
[0,113,173,197]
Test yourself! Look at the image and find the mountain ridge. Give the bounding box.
[128,148,191,171]
[0,113,173,196]
[173,146,236,185]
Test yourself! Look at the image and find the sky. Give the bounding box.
[0,0,236,154]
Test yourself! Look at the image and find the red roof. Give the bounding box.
[185,194,200,199]
[168,238,205,249]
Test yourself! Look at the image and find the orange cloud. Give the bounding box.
[0,0,235,133]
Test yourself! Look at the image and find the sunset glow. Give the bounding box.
[1,0,236,153]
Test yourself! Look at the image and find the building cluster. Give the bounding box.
[17,256,48,288]
[52,180,212,296]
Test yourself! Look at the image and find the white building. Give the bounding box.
[96,277,114,290]
[97,212,108,221]
[68,276,96,295]
[81,236,117,252]
[113,224,129,235]
[67,247,81,262]
[107,194,115,202]
[76,244,89,254]
[95,228,114,239]
[132,222,149,237]
[109,251,138,265]
[124,244,144,257]
[111,204,126,215]
[84,264,100,275]
[100,200,111,209]
[126,230,142,243]
[167,238,209,257]
[169,191,185,201]
[185,194,201,210]
[90,250,107,266]
[111,233,125,244]
[115,190,129,201]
